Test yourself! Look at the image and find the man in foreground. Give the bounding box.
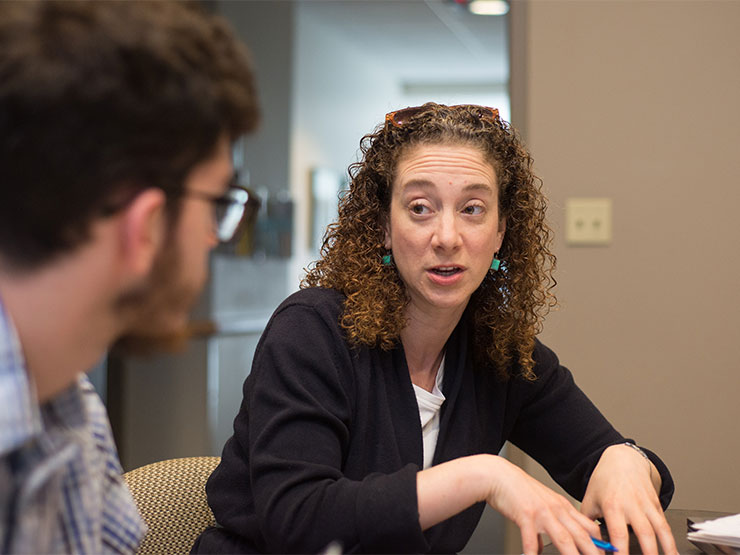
[0,2,259,552]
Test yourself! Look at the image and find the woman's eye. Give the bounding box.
[463,204,484,215]
[410,203,429,215]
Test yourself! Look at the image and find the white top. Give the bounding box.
[412,356,446,469]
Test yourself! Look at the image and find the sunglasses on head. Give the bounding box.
[385,104,499,128]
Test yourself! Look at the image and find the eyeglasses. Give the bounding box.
[180,184,261,242]
[385,104,499,128]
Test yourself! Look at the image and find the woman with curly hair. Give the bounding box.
[195,104,676,555]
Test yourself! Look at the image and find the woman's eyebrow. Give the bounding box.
[462,183,494,194]
[400,180,494,194]
[400,178,434,190]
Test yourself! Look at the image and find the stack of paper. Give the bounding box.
[687,513,740,554]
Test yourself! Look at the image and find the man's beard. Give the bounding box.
[110,241,204,356]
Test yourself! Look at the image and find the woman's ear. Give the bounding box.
[496,216,506,250]
[118,188,167,278]
[382,215,392,250]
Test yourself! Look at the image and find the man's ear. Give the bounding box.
[118,188,167,278]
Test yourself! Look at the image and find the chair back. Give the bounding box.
[123,456,220,554]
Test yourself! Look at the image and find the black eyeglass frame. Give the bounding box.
[176,183,261,243]
[97,181,260,244]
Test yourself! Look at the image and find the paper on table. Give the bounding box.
[687,513,740,552]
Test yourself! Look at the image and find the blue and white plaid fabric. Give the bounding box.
[0,296,146,553]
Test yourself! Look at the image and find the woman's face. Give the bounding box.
[383,142,506,319]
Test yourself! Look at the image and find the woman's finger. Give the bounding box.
[556,510,600,555]
[519,522,541,555]
[602,508,630,555]
[569,506,602,538]
[647,507,678,555]
[540,516,583,555]
[628,511,659,555]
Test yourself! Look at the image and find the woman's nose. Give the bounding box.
[432,212,462,250]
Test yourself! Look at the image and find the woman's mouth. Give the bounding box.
[430,266,462,276]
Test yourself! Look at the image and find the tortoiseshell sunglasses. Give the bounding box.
[385,104,499,127]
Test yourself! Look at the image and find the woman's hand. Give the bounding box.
[417,455,602,555]
[581,444,677,555]
[484,456,602,555]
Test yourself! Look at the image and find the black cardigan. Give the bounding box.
[194,288,673,554]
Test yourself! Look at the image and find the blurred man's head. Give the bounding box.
[113,136,236,352]
[0,0,260,350]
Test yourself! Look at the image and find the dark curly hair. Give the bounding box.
[302,103,556,379]
[0,0,259,271]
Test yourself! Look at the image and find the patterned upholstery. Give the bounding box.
[123,456,220,555]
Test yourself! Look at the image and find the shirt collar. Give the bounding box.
[0,293,43,455]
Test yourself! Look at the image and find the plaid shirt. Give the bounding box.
[0,296,146,553]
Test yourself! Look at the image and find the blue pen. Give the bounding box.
[591,537,619,552]
[518,537,618,555]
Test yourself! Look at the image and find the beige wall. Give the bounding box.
[510,0,740,514]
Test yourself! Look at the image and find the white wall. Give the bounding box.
[401,82,511,124]
[289,4,404,288]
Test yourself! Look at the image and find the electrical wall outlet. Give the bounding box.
[565,197,612,246]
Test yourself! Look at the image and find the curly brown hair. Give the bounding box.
[302,103,556,379]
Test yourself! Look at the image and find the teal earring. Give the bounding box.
[490,253,501,271]
[382,252,393,266]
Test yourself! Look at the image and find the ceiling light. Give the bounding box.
[468,0,509,16]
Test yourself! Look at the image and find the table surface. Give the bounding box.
[542,508,732,554]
